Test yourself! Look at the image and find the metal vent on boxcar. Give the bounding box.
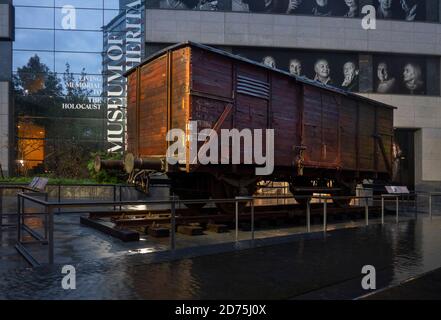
[236,75,270,100]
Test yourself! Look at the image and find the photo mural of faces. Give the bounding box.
[233,47,431,95]
[147,0,434,21]
[147,0,232,10]
[376,0,425,21]
[374,55,426,94]
[233,47,360,92]
[233,0,360,17]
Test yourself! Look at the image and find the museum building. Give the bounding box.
[1,0,441,193]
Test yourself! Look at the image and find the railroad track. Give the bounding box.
[87,203,384,228]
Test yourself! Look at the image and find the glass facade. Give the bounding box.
[9,0,441,178]
[12,0,144,177]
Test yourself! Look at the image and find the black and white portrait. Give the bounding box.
[403,63,424,94]
[375,55,426,95]
[159,0,198,9]
[377,0,393,19]
[198,0,221,10]
[232,0,249,11]
[344,0,358,18]
[289,59,302,76]
[263,56,277,68]
[312,0,332,16]
[376,0,425,21]
[286,0,304,14]
[232,0,274,12]
[314,59,332,85]
[342,61,359,91]
[149,0,426,20]
[376,62,396,93]
[157,0,230,10]
[400,0,420,21]
[233,47,358,90]
[233,47,429,96]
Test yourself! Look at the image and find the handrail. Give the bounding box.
[15,191,421,208]
[12,190,433,267]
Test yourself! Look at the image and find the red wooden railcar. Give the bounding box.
[108,42,395,209]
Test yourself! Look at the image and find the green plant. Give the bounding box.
[0,176,98,185]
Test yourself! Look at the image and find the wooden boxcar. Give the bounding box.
[114,42,395,209]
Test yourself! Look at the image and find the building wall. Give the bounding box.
[0,0,12,177]
[10,1,142,176]
[361,94,441,187]
[0,81,10,176]
[146,10,441,56]
[0,2,11,40]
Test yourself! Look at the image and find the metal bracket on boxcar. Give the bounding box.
[293,145,307,176]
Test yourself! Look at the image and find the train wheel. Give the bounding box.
[171,174,210,211]
[177,192,207,210]
[289,178,313,206]
[333,196,352,208]
[290,189,312,206]
[332,182,355,208]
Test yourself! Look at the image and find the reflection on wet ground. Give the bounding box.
[362,267,441,300]
[1,212,441,299]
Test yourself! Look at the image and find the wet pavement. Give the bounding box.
[1,215,441,299]
[362,267,441,300]
[1,200,416,269]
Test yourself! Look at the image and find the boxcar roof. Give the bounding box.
[125,41,396,110]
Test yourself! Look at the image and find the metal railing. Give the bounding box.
[14,193,254,266]
[0,185,42,229]
[428,192,441,220]
[8,189,439,267]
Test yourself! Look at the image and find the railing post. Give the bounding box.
[323,198,327,233]
[414,193,418,219]
[415,193,418,217]
[44,193,48,240]
[0,188,3,228]
[119,185,122,211]
[48,207,54,264]
[170,196,176,251]
[396,196,399,224]
[306,200,311,233]
[58,184,61,214]
[381,195,384,225]
[365,199,369,226]
[17,194,21,242]
[235,197,239,242]
[113,185,117,211]
[429,193,432,220]
[21,195,25,231]
[251,198,255,242]
[406,194,409,214]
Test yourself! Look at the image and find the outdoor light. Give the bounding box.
[128,248,155,254]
